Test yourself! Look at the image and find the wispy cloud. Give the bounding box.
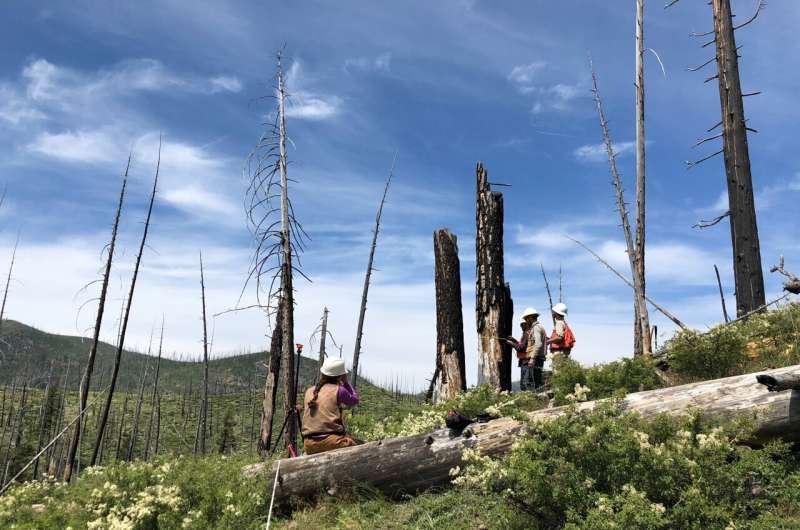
[161,185,239,217]
[26,129,121,163]
[284,61,342,121]
[507,62,584,113]
[508,61,546,92]
[344,52,392,73]
[573,141,635,163]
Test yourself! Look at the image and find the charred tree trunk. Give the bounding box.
[154,392,161,456]
[144,318,164,460]
[711,0,765,316]
[259,312,283,454]
[115,393,128,461]
[352,158,395,389]
[197,252,210,456]
[246,364,800,502]
[475,163,512,390]
[64,164,128,482]
[0,233,19,336]
[714,264,731,323]
[93,144,159,466]
[433,229,466,401]
[126,359,149,461]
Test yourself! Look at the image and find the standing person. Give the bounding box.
[301,358,360,455]
[548,303,575,360]
[506,307,547,391]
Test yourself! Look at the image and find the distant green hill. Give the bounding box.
[0,319,378,396]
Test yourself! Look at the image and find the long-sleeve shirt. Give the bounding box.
[511,324,547,359]
[337,382,359,409]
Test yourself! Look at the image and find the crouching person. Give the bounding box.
[302,358,361,455]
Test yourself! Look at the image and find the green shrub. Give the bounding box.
[551,356,662,405]
[662,302,800,381]
[665,326,747,380]
[451,404,800,529]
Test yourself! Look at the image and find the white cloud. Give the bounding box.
[507,62,584,113]
[209,75,242,93]
[162,186,238,217]
[508,61,546,91]
[284,61,342,121]
[573,141,635,163]
[344,52,392,73]
[0,85,45,125]
[26,129,121,163]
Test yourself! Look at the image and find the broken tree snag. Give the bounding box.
[711,0,766,316]
[433,229,466,401]
[756,373,800,393]
[259,311,283,454]
[244,364,800,502]
[475,163,512,390]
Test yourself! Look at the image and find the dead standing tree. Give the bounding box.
[0,232,19,336]
[669,0,767,316]
[433,229,466,401]
[93,140,160,466]
[63,159,129,483]
[475,163,513,390]
[245,52,308,453]
[634,0,649,354]
[143,317,164,460]
[591,65,652,356]
[195,252,210,456]
[352,155,395,389]
[318,307,329,368]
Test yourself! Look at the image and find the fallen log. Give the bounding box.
[244,364,800,502]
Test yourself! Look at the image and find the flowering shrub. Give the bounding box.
[0,454,275,529]
[449,403,800,528]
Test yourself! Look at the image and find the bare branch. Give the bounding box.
[685,149,723,169]
[693,210,730,229]
[567,236,688,330]
[733,0,767,30]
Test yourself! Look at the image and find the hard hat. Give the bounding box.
[552,302,568,316]
[321,358,348,377]
[522,307,540,318]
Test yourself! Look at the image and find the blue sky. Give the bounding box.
[0,1,797,389]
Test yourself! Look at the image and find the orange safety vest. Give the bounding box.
[549,322,576,350]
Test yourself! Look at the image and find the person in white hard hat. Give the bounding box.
[548,302,575,359]
[505,307,547,391]
[301,357,360,455]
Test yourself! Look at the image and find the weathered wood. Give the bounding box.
[433,229,466,401]
[245,364,800,502]
[634,0,649,358]
[711,0,766,316]
[475,163,512,390]
[318,307,329,369]
[591,65,651,356]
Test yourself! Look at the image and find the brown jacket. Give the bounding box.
[301,384,345,438]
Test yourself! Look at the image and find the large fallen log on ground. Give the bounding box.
[245,364,800,502]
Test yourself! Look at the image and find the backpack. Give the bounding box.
[563,323,576,349]
[550,322,576,350]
